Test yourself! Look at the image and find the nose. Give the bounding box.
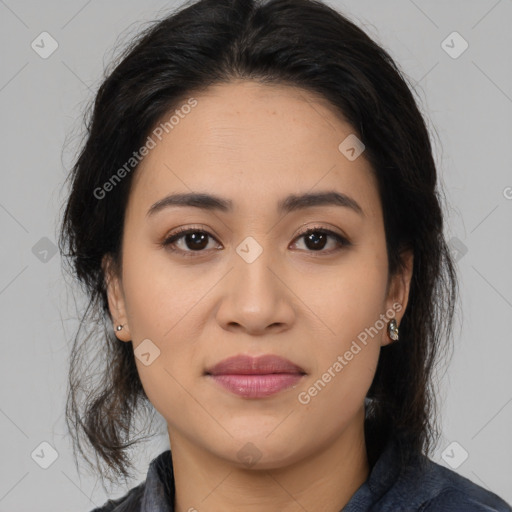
[215,241,296,336]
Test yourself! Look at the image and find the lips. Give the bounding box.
[205,354,306,376]
[205,354,306,398]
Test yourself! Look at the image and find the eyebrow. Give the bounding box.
[146,190,364,218]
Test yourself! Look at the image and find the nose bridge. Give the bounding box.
[215,231,294,332]
[230,206,280,278]
[233,233,280,299]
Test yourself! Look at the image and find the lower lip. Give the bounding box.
[207,373,305,398]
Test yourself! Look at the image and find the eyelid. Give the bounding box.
[294,223,348,241]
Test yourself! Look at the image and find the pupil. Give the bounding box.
[187,232,208,250]
[306,232,326,250]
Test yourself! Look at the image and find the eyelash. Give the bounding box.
[160,225,351,258]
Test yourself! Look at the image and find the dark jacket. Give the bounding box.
[90,433,512,511]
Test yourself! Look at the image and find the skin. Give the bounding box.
[104,79,413,512]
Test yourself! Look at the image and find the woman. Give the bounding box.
[59,0,512,510]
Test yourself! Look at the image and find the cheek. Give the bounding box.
[120,241,209,409]
[294,256,388,344]
[297,270,386,420]
[120,240,204,338]
[294,253,388,397]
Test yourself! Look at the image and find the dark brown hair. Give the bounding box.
[59,0,458,487]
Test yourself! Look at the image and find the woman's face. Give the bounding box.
[105,79,413,469]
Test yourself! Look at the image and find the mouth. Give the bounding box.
[204,353,306,399]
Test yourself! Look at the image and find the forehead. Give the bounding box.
[128,80,381,220]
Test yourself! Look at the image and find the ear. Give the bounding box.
[102,253,131,342]
[382,248,413,346]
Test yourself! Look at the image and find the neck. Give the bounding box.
[169,407,370,512]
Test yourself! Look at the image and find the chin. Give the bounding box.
[211,431,308,470]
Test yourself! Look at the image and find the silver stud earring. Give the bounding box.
[116,324,124,331]
[387,319,399,341]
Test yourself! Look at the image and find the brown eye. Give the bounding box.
[178,231,209,250]
[291,228,350,254]
[162,228,220,256]
[303,231,329,250]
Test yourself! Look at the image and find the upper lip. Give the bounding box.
[205,354,306,376]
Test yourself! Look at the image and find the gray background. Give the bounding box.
[0,0,511,510]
